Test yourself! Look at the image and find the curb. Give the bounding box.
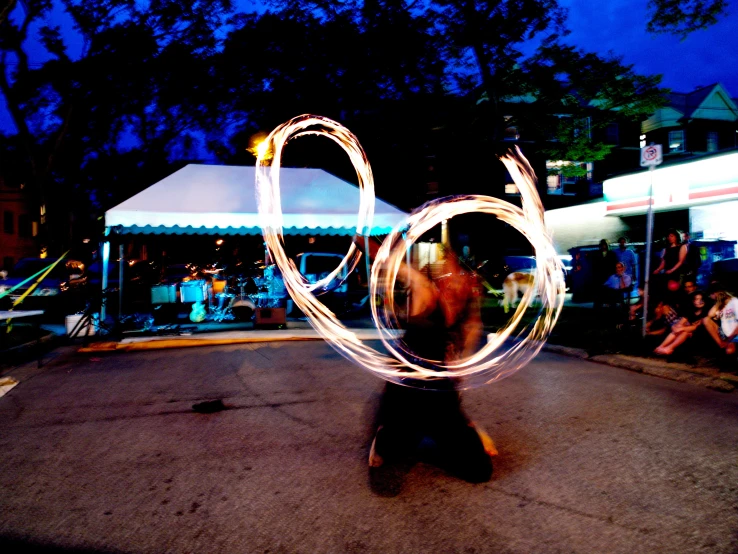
[542,343,735,393]
[1,331,57,355]
[77,335,322,352]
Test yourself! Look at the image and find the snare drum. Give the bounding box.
[215,292,235,311]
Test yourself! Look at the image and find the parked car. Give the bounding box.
[87,259,162,313]
[476,255,570,291]
[0,257,87,317]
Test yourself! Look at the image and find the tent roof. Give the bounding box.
[105,164,407,236]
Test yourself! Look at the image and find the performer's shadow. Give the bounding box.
[361,388,537,497]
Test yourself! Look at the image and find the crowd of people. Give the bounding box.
[569,230,737,362]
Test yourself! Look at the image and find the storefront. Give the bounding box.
[545,149,738,287]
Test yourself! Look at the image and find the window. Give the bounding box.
[546,161,581,195]
[18,214,32,238]
[605,123,619,145]
[706,131,718,152]
[505,183,520,195]
[4,211,13,234]
[668,130,685,153]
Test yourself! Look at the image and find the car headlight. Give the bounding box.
[34,288,60,296]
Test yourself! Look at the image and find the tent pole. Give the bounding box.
[118,244,124,323]
[404,231,410,319]
[364,234,371,297]
[101,236,110,324]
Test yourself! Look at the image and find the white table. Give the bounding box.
[0,310,45,320]
[1,310,46,367]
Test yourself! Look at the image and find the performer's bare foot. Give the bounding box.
[368,427,384,468]
[470,421,498,457]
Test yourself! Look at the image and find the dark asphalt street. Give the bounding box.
[1,341,737,553]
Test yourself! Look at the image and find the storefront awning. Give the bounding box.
[105,164,407,236]
[603,150,738,216]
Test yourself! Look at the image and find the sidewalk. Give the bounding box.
[4,297,736,393]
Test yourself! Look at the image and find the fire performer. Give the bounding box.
[361,236,498,493]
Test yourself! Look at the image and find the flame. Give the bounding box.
[255,115,565,390]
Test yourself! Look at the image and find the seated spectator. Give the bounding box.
[703,287,738,356]
[654,291,708,356]
[645,301,680,339]
[682,279,698,296]
[626,286,644,322]
[661,277,686,312]
[601,262,632,314]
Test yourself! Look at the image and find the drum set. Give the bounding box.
[149,264,288,324]
[203,265,287,323]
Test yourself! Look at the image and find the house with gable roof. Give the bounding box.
[641,83,738,157]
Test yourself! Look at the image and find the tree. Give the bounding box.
[647,0,729,39]
[213,0,449,209]
[422,0,667,183]
[0,0,234,253]
[523,42,666,176]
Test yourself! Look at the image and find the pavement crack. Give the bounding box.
[487,485,653,534]
[247,343,272,360]
[6,398,319,429]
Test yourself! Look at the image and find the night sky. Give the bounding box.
[559,0,738,95]
[1,1,737,134]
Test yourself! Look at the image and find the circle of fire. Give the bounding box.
[256,115,565,389]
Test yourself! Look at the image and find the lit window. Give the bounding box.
[706,131,718,152]
[546,174,562,195]
[546,160,580,195]
[668,130,685,153]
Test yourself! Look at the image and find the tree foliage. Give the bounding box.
[0,0,674,252]
[647,0,729,39]
[0,0,234,249]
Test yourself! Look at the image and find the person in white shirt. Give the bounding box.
[703,287,738,356]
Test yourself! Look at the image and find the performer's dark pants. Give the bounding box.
[373,381,493,482]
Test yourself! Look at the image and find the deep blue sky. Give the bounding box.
[559,0,738,95]
[1,1,737,134]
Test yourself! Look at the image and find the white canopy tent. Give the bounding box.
[101,164,408,320]
[105,164,407,236]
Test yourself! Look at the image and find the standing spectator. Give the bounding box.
[653,228,687,279]
[590,239,618,310]
[703,287,738,356]
[614,237,638,287]
[680,231,702,284]
[570,250,591,303]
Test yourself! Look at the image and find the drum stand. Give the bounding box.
[68,292,115,343]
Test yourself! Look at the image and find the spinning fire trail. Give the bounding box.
[256,115,565,390]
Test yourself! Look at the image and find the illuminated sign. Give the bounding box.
[603,151,738,215]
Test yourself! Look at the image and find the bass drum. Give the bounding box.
[231,298,256,321]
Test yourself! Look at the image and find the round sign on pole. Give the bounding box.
[640,144,663,167]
